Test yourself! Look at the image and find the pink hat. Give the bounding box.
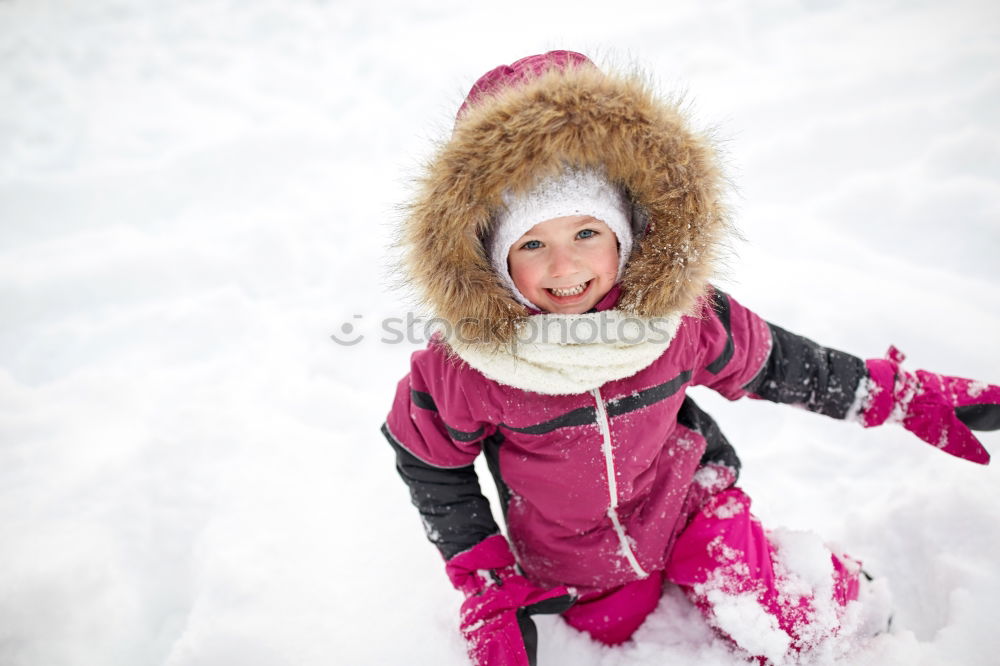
[456,50,595,121]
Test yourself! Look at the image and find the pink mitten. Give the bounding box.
[445,535,575,666]
[862,346,999,464]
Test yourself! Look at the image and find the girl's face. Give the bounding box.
[507,215,619,314]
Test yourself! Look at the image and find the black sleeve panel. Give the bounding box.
[677,397,741,479]
[743,323,867,419]
[382,423,500,560]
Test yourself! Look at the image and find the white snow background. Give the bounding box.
[2,0,999,664]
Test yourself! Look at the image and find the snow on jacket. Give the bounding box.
[382,55,868,594]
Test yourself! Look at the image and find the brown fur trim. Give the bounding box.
[398,64,729,347]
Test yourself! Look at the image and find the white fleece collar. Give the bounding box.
[449,310,682,395]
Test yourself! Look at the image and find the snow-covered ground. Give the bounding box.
[2,1,999,664]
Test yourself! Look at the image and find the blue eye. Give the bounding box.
[577,229,596,239]
[521,239,542,250]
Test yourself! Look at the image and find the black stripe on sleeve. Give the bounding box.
[446,425,487,442]
[410,389,437,411]
[706,289,735,375]
[410,389,485,442]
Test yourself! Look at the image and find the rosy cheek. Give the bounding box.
[509,260,537,294]
[602,251,620,276]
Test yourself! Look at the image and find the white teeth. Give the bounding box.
[549,282,588,297]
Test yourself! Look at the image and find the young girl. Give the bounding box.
[382,51,999,665]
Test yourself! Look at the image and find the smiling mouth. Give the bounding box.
[547,280,591,298]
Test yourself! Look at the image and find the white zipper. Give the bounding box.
[591,387,648,578]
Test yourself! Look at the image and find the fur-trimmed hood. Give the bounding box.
[398,59,729,347]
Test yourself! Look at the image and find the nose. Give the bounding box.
[548,245,580,278]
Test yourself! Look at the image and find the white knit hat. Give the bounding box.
[489,166,634,309]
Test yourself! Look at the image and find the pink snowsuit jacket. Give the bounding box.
[383,288,866,594]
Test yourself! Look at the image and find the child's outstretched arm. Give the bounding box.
[694,288,997,464]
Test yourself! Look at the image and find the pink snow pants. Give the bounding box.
[561,488,861,650]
